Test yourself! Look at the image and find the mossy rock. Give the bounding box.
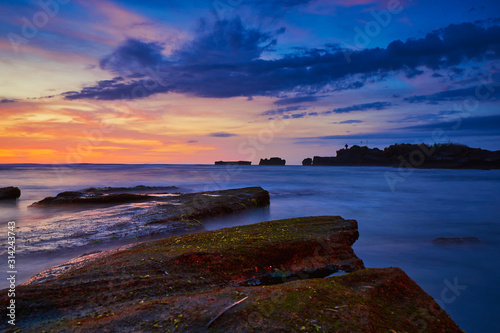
[1,216,461,332]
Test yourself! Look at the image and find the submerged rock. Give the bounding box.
[0,186,21,200]
[432,236,481,245]
[4,216,461,332]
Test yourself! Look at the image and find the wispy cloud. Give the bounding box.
[332,120,364,124]
[405,81,500,104]
[295,114,500,146]
[208,132,238,137]
[326,101,392,114]
[261,105,307,116]
[273,96,320,105]
[387,110,461,123]
[401,114,500,135]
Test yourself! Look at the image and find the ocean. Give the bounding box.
[1,164,499,332]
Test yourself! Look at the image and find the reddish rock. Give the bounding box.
[0,216,462,332]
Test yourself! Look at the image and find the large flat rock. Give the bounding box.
[11,187,270,255]
[28,185,181,208]
[1,216,461,332]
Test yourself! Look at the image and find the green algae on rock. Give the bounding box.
[1,216,462,332]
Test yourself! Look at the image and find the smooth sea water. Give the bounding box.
[0,164,499,332]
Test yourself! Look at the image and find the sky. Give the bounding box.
[0,0,499,165]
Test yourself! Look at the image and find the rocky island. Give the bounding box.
[215,161,252,165]
[2,211,461,331]
[259,157,286,165]
[305,143,500,169]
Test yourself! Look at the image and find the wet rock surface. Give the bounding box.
[2,216,461,332]
[10,187,270,255]
[28,185,180,208]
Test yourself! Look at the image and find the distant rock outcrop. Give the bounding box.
[432,237,481,245]
[0,186,21,200]
[305,143,500,169]
[215,161,251,165]
[302,158,312,166]
[259,157,286,165]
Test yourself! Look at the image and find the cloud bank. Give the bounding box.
[63,19,500,101]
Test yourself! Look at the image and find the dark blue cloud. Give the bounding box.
[261,105,306,116]
[296,132,417,142]
[273,96,319,105]
[402,114,500,135]
[333,120,364,124]
[405,81,500,104]
[0,99,16,103]
[175,17,277,66]
[63,76,171,100]
[296,114,500,145]
[63,20,500,101]
[242,0,314,16]
[326,102,392,114]
[100,39,164,75]
[209,132,238,137]
[290,112,306,119]
[388,110,462,123]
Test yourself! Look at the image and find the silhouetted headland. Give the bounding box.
[304,143,500,169]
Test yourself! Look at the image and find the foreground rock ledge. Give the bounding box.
[2,216,461,332]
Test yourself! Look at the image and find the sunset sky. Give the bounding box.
[1,0,499,164]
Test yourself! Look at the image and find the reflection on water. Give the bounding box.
[0,164,499,332]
